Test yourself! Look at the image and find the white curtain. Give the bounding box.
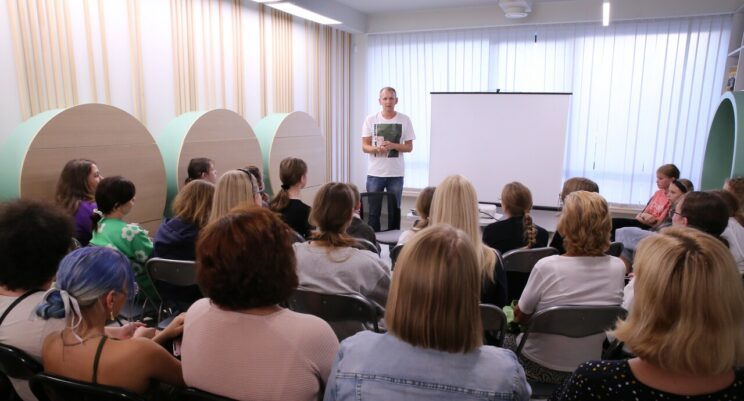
[367,15,732,204]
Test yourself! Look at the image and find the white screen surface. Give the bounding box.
[428,93,571,208]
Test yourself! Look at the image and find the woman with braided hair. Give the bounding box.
[270,157,313,238]
[483,181,549,254]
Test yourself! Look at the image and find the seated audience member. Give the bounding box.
[154,180,215,260]
[245,165,270,207]
[209,169,262,222]
[714,189,744,274]
[270,157,313,238]
[55,159,102,245]
[345,183,380,251]
[90,176,158,303]
[512,191,625,384]
[551,227,744,401]
[182,207,339,401]
[37,247,185,396]
[396,186,435,246]
[184,157,217,184]
[550,177,599,254]
[294,183,390,308]
[484,181,549,254]
[623,191,730,310]
[724,176,744,207]
[430,175,508,307]
[325,224,530,401]
[615,178,693,269]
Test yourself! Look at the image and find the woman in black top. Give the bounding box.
[270,157,313,238]
[483,181,548,254]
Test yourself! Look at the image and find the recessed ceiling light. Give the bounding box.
[267,2,341,25]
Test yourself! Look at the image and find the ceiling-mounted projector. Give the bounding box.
[498,0,532,19]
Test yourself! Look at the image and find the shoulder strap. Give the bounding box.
[92,335,108,384]
[0,289,43,327]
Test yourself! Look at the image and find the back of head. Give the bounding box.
[677,178,694,192]
[414,186,436,228]
[186,158,213,184]
[95,176,136,214]
[310,182,355,247]
[245,165,264,190]
[269,157,307,212]
[173,180,215,228]
[560,177,599,203]
[657,163,681,180]
[55,159,96,215]
[210,170,258,222]
[502,182,538,248]
[557,191,611,256]
[36,247,135,319]
[678,192,728,237]
[386,224,483,353]
[347,183,361,206]
[0,200,74,291]
[197,206,298,310]
[725,176,744,212]
[613,226,744,375]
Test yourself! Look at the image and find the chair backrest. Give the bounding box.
[360,192,400,231]
[179,387,238,401]
[479,304,507,347]
[390,244,404,269]
[0,343,42,380]
[501,247,558,274]
[351,238,380,255]
[30,373,147,401]
[606,241,624,257]
[516,305,627,356]
[286,290,382,334]
[146,258,197,287]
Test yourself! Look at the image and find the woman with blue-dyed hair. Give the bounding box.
[36,247,185,395]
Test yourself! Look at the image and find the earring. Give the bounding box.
[109,310,115,321]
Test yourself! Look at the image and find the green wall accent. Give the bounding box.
[253,113,289,198]
[0,109,63,200]
[701,92,744,190]
[155,111,205,216]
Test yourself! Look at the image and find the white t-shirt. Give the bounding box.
[0,292,66,401]
[722,217,744,274]
[361,112,416,177]
[517,255,625,372]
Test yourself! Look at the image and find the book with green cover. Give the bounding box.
[374,123,402,158]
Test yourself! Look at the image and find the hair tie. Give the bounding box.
[39,288,85,344]
[281,184,289,190]
[93,209,103,217]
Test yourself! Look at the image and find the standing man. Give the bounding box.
[362,87,415,231]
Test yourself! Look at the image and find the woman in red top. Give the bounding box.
[635,164,679,227]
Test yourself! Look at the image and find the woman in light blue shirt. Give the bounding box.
[324,224,531,401]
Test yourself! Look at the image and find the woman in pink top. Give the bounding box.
[181,206,339,401]
[634,163,679,227]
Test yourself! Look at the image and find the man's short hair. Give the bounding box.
[379,87,397,98]
[0,199,74,290]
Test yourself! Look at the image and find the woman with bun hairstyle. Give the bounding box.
[270,157,313,238]
[90,176,157,302]
[55,159,102,246]
[36,247,184,396]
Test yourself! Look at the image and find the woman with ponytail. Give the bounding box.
[55,159,102,246]
[37,247,184,396]
[294,182,390,308]
[483,182,549,254]
[270,157,313,238]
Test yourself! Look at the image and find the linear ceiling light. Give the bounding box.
[252,0,282,3]
[267,2,341,25]
[602,1,610,26]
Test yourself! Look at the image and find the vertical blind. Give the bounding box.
[367,15,731,204]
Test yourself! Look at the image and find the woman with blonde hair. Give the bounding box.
[552,227,744,400]
[396,186,435,246]
[324,224,530,400]
[209,169,261,222]
[154,180,215,260]
[294,182,390,308]
[429,175,507,307]
[270,157,313,238]
[513,191,625,384]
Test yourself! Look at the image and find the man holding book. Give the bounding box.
[361,87,416,231]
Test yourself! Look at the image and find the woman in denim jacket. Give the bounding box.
[324,224,531,401]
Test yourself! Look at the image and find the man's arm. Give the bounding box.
[383,140,413,153]
[362,136,384,155]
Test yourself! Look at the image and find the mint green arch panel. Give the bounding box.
[702,92,744,190]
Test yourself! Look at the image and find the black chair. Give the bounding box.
[479,304,507,347]
[360,192,402,246]
[0,343,43,401]
[286,290,383,340]
[390,244,404,269]
[30,372,147,401]
[145,258,202,328]
[606,241,624,257]
[515,305,627,398]
[179,387,238,401]
[351,238,380,255]
[501,247,558,302]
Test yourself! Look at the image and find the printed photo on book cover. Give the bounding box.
[374,123,402,158]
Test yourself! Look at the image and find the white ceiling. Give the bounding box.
[334,0,564,15]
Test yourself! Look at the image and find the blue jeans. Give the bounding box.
[366,176,403,231]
